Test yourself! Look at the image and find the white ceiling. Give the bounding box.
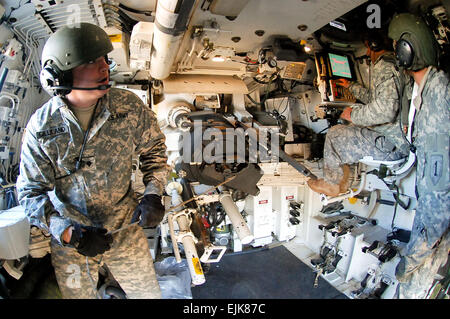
[187,0,368,53]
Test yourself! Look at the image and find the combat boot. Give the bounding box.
[307,165,351,197]
[307,178,340,197]
[338,164,350,193]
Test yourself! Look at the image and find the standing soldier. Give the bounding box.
[308,32,410,197]
[388,13,449,299]
[16,23,170,298]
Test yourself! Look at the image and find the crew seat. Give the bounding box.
[319,152,416,206]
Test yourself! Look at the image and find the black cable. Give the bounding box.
[118,3,153,16]
[206,203,226,228]
[245,94,264,106]
[277,96,289,115]
[105,15,132,34]
[117,8,139,28]
[215,209,226,226]
[102,7,134,34]
[391,200,398,230]
[206,206,217,227]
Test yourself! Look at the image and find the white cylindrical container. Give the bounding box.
[219,192,254,245]
[0,206,30,260]
[150,30,183,80]
[177,214,205,285]
[150,0,195,80]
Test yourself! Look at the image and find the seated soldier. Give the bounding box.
[308,32,410,197]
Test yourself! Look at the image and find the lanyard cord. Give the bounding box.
[391,70,416,154]
[74,98,100,171]
[56,98,101,180]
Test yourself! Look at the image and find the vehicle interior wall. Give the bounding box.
[0,0,449,299]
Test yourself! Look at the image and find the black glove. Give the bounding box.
[69,223,113,257]
[131,194,165,228]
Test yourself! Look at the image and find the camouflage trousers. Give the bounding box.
[323,124,405,184]
[396,229,449,299]
[51,223,161,299]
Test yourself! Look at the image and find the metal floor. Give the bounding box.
[1,245,347,299]
[191,245,347,299]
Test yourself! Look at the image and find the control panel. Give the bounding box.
[315,51,358,104]
[329,80,356,102]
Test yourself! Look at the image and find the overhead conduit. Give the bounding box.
[150,0,196,80]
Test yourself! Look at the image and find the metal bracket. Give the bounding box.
[2,259,24,280]
[195,194,220,206]
[320,171,367,205]
[200,244,227,263]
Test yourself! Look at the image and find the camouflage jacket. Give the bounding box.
[409,67,449,247]
[16,88,169,245]
[349,52,410,154]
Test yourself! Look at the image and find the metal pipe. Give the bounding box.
[166,182,205,284]
[0,93,19,117]
[219,192,254,245]
[168,212,182,262]
[166,182,184,262]
[166,177,235,264]
[150,0,196,80]
[176,212,205,285]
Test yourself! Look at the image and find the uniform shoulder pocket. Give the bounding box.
[425,133,449,191]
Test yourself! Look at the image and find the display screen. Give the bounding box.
[328,53,353,79]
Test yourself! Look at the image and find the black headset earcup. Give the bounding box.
[369,39,381,52]
[395,39,414,69]
[365,31,389,52]
[39,66,58,92]
[39,62,72,96]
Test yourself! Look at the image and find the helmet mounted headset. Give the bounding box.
[40,23,114,96]
[388,13,439,71]
[40,23,114,178]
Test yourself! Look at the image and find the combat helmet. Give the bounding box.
[39,23,113,96]
[388,13,440,71]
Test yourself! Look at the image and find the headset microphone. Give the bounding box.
[50,83,112,91]
[40,55,113,96]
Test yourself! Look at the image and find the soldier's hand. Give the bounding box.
[340,107,353,122]
[69,223,113,257]
[336,78,351,88]
[131,194,165,228]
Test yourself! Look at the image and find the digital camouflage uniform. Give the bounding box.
[323,52,408,184]
[396,67,450,299]
[16,88,170,298]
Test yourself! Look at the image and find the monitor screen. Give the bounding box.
[328,53,353,79]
